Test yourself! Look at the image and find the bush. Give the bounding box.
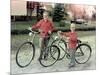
[11,30,30,35]
[59,21,66,27]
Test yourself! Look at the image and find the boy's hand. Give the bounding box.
[67,37,70,40]
[57,31,62,38]
[48,31,51,34]
[38,29,42,32]
[28,27,32,31]
[57,31,62,35]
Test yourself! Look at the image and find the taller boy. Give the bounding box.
[32,12,55,58]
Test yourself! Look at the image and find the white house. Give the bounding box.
[11,0,27,16]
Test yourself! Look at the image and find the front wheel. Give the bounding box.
[75,44,92,64]
[51,39,67,60]
[16,42,35,68]
[39,45,60,67]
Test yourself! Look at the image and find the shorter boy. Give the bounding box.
[58,23,78,67]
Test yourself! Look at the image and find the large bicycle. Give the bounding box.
[51,32,92,64]
[16,29,60,68]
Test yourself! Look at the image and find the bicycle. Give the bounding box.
[51,32,92,64]
[16,28,60,68]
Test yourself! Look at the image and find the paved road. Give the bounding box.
[11,35,96,74]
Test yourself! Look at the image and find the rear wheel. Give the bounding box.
[16,42,35,68]
[75,44,92,64]
[39,45,60,67]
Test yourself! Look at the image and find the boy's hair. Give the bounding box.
[70,23,76,28]
[43,11,48,16]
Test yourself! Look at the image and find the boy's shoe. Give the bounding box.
[38,55,47,60]
[38,57,42,60]
[66,54,71,59]
[44,55,48,60]
[68,63,75,68]
[38,55,44,60]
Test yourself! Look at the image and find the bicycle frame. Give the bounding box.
[56,38,70,55]
[53,34,90,58]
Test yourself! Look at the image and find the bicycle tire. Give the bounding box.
[39,45,60,67]
[75,43,92,64]
[16,42,35,68]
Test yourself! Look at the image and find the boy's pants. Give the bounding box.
[69,49,76,65]
[39,37,50,58]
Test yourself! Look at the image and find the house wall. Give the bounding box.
[11,0,27,16]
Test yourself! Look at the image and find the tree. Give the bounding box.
[36,4,45,21]
[52,4,65,22]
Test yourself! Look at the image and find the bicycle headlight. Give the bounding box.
[29,32,32,36]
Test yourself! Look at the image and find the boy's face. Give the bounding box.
[70,24,76,31]
[43,13,48,20]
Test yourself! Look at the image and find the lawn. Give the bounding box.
[11,31,96,52]
[11,21,96,31]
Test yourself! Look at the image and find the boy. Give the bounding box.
[31,12,55,59]
[58,23,78,67]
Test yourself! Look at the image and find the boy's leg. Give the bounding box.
[39,37,50,59]
[39,37,50,49]
[44,37,50,47]
[39,37,45,59]
[39,37,44,50]
[69,49,76,67]
[43,37,50,59]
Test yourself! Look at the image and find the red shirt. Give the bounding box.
[61,31,78,49]
[32,19,54,38]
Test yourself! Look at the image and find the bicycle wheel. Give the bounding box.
[16,42,35,68]
[39,45,60,67]
[75,44,92,64]
[51,39,67,60]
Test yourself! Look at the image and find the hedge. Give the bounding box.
[11,27,96,35]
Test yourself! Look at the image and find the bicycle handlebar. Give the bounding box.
[27,28,39,34]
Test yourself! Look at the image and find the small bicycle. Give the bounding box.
[16,28,60,68]
[51,32,92,64]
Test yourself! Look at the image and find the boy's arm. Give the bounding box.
[57,31,69,40]
[61,32,69,37]
[32,20,42,30]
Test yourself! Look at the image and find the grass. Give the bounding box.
[11,34,40,51]
[11,31,96,51]
[11,21,96,31]
[11,20,37,30]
